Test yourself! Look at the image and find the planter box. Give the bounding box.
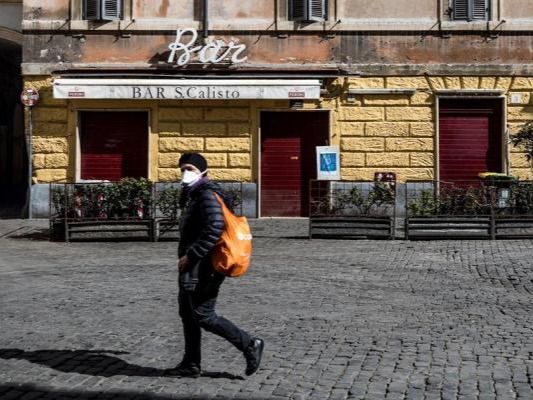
[494,217,533,239]
[50,220,66,241]
[310,216,394,239]
[52,219,154,242]
[405,217,492,240]
[154,218,180,241]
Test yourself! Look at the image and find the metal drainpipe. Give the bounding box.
[437,0,442,29]
[203,0,209,39]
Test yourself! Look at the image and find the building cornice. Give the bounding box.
[21,62,533,77]
[21,19,533,33]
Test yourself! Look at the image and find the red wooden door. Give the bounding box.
[260,112,328,217]
[439,100,502,182]
[80,111,148,181]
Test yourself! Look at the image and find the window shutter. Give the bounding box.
[290,0,325,22]
[290,0,306,21]
[102,0,122,20]
[84,0,101,20]
[472,0,488,20]
[453,0,469,20]
[308,0,325,22]
[453,0,488,20]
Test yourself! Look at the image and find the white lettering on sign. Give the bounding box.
[167,28,247,66]
[237,232,253,241]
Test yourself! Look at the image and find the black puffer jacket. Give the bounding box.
[178,180,231,276]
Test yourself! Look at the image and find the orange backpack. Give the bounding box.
[211,192,252,277]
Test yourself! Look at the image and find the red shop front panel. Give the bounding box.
[260,112,328,217]
[80,111,148,181]
[439,99,503,182]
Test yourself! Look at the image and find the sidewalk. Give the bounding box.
[0,218,311,240]
[0,219,48,239]
[1,220,533,399]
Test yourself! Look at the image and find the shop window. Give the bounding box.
[289,0,327,22]
[83,0,123,21]
[452,0,489,21]
[79,111,148,181]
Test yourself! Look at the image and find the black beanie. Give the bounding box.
[178,152,208,172]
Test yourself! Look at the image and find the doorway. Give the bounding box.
[439,98,504,182]
[0,35,24,216]
[260,111,329,217]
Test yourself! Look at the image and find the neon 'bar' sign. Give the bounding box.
[167,28,247,66]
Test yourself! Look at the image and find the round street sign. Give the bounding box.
[21,88,40,107]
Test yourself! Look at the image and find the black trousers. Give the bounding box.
[178,273,252,366]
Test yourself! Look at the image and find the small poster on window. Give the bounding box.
[316,146,340,180]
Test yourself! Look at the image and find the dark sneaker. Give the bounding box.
[244,338,264,376]
[166,361,201,378]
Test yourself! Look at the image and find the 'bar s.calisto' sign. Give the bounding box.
[53,79,322,100]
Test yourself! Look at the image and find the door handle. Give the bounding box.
[290,156,299,160]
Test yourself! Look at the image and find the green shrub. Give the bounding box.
[312,182,395,216]
[53,178,153,220]
[155,186,182,219]
[408,190,438,217]
[510,121,533,169]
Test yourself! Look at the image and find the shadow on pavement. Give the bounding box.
[6,228,50,241]
[0,349,243,380]
[0,383,263,400]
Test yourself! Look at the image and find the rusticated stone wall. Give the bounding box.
[24,76,70,183]
[156,101,255,181]
[507,78,533,178]
[337,76,533,181]
[337,76,434,181]
[24,75,533,184]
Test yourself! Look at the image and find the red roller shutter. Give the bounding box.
[80,111,148,181]
[260,111,328,217]
[439,100,503,182]
[261,137,303,216]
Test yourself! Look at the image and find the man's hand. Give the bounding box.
[178,255,190,272]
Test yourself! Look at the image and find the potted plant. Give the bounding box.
[478,172,517,188]
[478,172,517,209]
[309,181,396,239]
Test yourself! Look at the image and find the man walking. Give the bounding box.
[172,152,264,378]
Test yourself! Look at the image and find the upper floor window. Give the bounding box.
[83,0,123,21]
[452,0,489,21]
[289,0,327,22]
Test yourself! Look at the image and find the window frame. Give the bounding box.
[289,0,328,23]
[451,0,489,21]
[83,0,123,21]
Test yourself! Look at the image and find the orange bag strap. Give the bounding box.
[212,192,230,215]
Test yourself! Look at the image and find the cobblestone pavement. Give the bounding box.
[0,222,533,399]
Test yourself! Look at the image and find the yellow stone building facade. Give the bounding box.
[20,0,533,217]
[26,75,533,189]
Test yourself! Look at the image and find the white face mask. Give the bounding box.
[181,169,204,186]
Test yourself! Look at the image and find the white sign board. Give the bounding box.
[53,79,321,100]
[316,146,340,180]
